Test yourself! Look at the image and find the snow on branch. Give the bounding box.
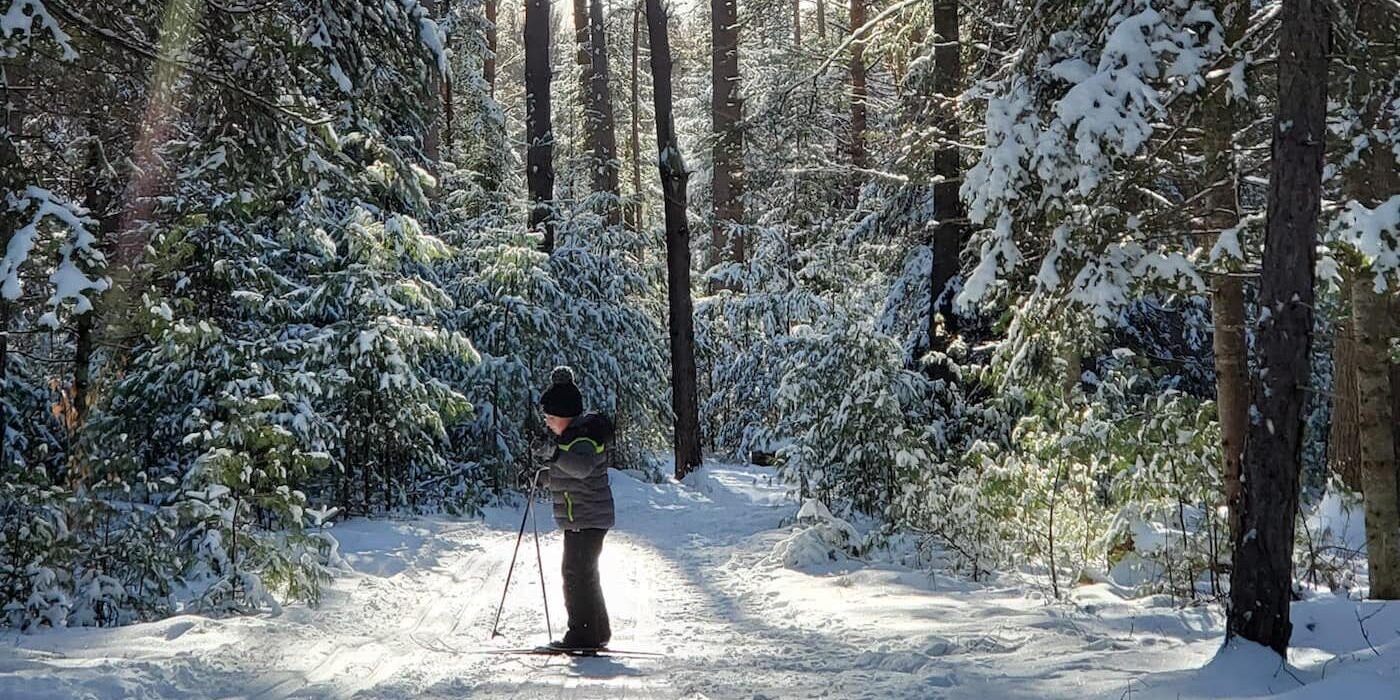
[1328,196,1400,292]
[957,0,1225,318]
[2,187,110,327]
[1,0,76,59]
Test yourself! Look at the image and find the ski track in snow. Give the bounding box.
[3,464,1399,699]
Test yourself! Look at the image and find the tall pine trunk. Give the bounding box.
[575,0,592,92]
[793,0,801,45]
[1202,0,1250,545]
[76,127,118,436]
[422,0,448,163]
[441,0,456,160]
[526,0,557,251]
[1214,274,1248,541]
[485,0,498,94]
[645,0,703,479]
[588,0,621,224]
[1329,275,1363,489]
[1343,0,1400,600]
[628,1,645,231]
[574,0,593,199]
[1392,296,1400,496]
[0,57,23,466]
[1227,0,1328,657]
[927,0,965,351]
[1354,280,1399,599]
[847,0,868,179]
[711,0,745,269]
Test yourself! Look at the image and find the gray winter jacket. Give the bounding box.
[542,413,615,530]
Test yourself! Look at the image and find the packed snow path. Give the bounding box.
[4,465,1399,699]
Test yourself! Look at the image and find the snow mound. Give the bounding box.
[767,499,861,569]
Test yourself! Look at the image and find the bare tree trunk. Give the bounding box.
[485,0,498,95]
[817,0,826,41]
[793,0,801,45]
[587,0,621,224]
[847,0,868,177]
[423,0,443,163]
[711,0,745,269]
[1342,0,1400,599]
[526,0,557,251]
[441,0,456,161]
[574,0,592,89]
[573,0,591,199]
[1,49,29,467]
[0,292,8,465]
[1214,275,1248,540]
[1392,296,1400,500]
[627,0,644,231]
[927,0,965,352]
[1354,280,1400,599]
[1228,0,1328,658]
[1329,276,1363,489]
[1201,0,1250,545]
[645,0,702,479]
[75,129,118,435]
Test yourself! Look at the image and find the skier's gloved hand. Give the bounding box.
[531,441,557,462]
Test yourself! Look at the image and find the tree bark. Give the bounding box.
[1201,0,1251,544]
[525,0,557,251]
[419,0,453,163]
[485,0,498,95]
[1392,296,1400,503]
[575,0,592,88]
[793,0,802,46]
[574,0,592,199]
[1,49,30,467]
[1392,306,1400,512]
[587,0,621,224]
[1354,279,1400,599]
[1227,0,1328,657]
[627,0,644,231]
[441,0,456,161]
[423,0,443,163]
[711,0,745,269]
[1341,0,1400,599]
[75,130,119,433]
[817,0,826,41]
[645,0,702,479]
[927,0,965,352]
[1214,275,1248,540]
[1329,277,1363,489]
[847,0,869,176]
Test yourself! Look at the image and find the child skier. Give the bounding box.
[536,366,615,651]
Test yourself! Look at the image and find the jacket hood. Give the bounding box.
[559,412,614,444]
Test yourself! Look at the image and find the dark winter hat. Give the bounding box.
[540,366,583,418]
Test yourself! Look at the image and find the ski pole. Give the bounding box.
[530,468,553,641]
[490,468,539,638]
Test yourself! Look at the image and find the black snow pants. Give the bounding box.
[561,528,611,647]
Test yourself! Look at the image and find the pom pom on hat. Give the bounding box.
[541,366,583,418]
[550,365,576,386]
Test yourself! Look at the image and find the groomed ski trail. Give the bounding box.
[2,465,1308,699]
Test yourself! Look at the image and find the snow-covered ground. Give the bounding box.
[2,464,1398,699]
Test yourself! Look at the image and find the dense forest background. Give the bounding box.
[1,0,1396,659]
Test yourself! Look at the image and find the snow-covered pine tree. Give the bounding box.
[2,0,479,623]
